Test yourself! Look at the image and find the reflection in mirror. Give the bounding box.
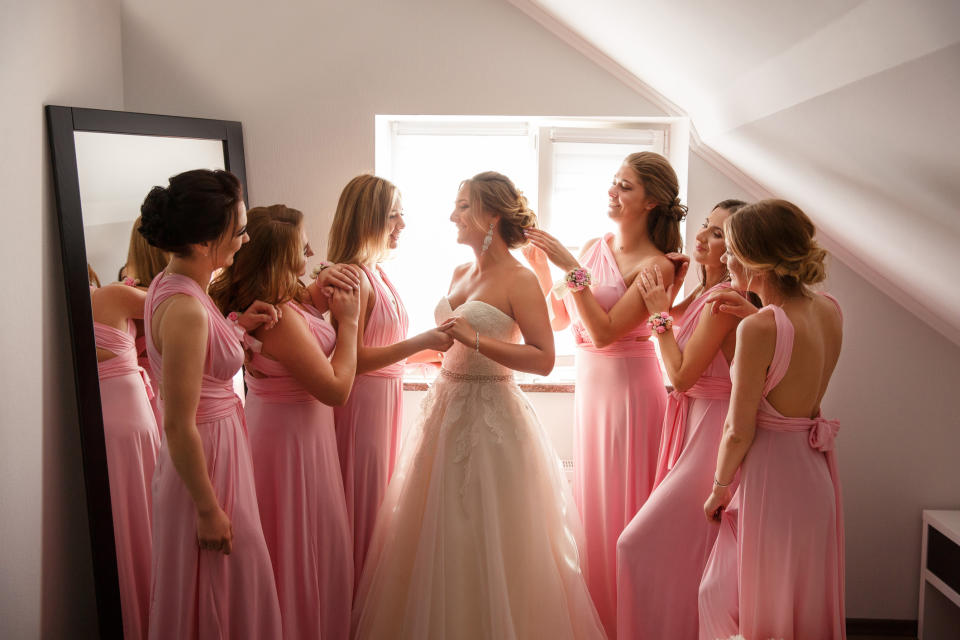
[46,105,246,638]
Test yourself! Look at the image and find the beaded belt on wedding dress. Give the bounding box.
[439,368,512,383]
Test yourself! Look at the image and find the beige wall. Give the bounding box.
[0,0,124,637]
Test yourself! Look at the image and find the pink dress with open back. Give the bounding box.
[616,282,734,640]
[244,302,353,640]
[93,290,160,640]
[145,272,282,640]
[562,234,667,638]
[334,265,409,585]
[698,296,845,640]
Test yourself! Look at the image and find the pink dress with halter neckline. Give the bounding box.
[334,265,409,587]
[698,296,845,640]
[144,272,282,640]
[244,302,353,640]
[616,282,734,640]
[562,234,667,638]
[93,294,160,640]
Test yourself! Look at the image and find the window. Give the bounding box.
[375,116,689,382]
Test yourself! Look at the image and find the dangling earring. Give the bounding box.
[481,221,495,255]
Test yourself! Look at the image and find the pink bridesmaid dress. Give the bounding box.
[334,265,409,584]
[145,272,282,640]
[93,305,160,640]
[136,332,163,435]
[616,282,734,640]
[698,297,845,640]
[564,234,667,638]
[244,302,353,640]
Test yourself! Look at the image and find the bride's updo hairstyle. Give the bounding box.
[723,198,828,296]
[625,152,686,254]
[462,171,537,249]
[138,169,243,257]
[327,174,398,265]
[209,205,306,315]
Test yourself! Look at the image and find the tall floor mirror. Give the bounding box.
[46,106,247,638]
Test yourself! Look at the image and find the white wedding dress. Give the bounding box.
[352,298,606,640]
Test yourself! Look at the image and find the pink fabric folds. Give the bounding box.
[616,283,732,640]
[145,272,282,640]
[699,298,845,640]
[244,303,353,640]
[94,317,160,640]
[563,234,666,639]
[335,265,409,586]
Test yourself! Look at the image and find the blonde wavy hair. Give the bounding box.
[123,216,169,284]
[461,171,537,248]
[723,198,828,296]
[624,152,686,253]
[327,174,398,265]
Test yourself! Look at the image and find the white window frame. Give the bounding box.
[375,115,689,383]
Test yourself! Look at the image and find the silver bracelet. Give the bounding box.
[713,475,732,488]
[475,329,480,353]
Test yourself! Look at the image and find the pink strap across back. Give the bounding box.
[94,318,154,400]
[755,294,846,626]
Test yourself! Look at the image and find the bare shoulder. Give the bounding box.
[256,301,305,347]
[737,308,776,344]
[579,237,602,258]
[447,261,474,291]
[161,293,207,328]
[639,252,675,276]
[95,282,146,305]
[505,262,543,297]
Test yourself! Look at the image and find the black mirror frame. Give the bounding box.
[44,105,247,638]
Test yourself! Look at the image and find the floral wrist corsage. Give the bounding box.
[647,311,674,335]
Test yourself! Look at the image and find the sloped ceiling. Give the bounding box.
[511,0,960,344]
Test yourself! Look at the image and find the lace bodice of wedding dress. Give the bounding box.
[435,297,521,378]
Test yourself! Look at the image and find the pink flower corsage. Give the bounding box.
[647,311,674,335]
[565,267,592,292]
[310,261,333,280]
[226,311,245,340]
[123,276,137,287]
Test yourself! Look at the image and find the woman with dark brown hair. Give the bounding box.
[699,199,845,640]
[209,204,360,640]
[523,151,684,637]
[140,169,282,640]
[321,174,453,584]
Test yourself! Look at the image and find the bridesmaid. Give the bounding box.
[698,199,845,640]
[209,204,360,640]
[90,274,160,640]
[616,200,750,640]
[121,215,170,427]
[323,174,453,583]
[139,169,283,640]
[524,151,684,637]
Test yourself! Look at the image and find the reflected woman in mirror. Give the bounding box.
[89,263,160,640]
[119,215,170,427]
[322,174,453,584]
[616,199,751,640]
[523,151,684,637]
[139,169,283,640]
[698,200,845,639]
[209,204,360,640]
[353,171,604,639]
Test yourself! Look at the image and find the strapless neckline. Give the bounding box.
[442,296,514,324]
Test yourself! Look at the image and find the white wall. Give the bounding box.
[0,0,124,637]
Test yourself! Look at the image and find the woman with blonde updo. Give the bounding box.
[353,171,605,640]
[698,199,845,640]
[524,151,683,637]
[321,174,454,585]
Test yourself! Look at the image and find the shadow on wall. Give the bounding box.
[40,123,100,638]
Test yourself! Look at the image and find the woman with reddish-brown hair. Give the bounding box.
[699,199,845,640]
[210,204,359,640]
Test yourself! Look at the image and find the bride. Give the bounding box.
[352,172,606,640]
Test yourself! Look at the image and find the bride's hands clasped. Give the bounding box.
[438,315,477,346]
